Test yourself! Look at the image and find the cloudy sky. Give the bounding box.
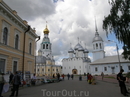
[4,0,123,65]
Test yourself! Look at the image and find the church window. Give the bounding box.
[96,43,98,49]
[104,67,107,71]
[15,34,19,49]
[43,44,45,49]
[3,27,8,45]
[100,43,102,49]
[29,42,32,54]
[48,69,50,71]
[46,44,48,49]
[95,67,98,71]
[128,66,130,70]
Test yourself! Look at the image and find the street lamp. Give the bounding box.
[22,25,30,79]
[108,40,121,70]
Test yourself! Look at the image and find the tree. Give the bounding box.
[103,0,130,60]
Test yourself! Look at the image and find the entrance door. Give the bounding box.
[0,59,5,73]
[13,61,17,73]
[72,69,78,74]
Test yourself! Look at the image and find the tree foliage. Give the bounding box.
[103,0,130,60]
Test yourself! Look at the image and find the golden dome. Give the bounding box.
[43,25,49,34]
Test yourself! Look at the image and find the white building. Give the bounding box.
[90,27,130,75]
[62,23,130,75]
[62,41,91,75]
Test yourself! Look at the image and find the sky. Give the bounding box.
[4,0,123,65]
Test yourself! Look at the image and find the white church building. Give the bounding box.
[62,25,130,75]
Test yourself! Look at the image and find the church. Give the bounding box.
[62,24,130,75]
[62,39,91,75]
[36,25,62,76]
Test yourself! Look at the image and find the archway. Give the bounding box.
[72,69,78,74]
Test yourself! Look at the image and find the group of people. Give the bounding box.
[67,73,74,80]
[0,71,38,97]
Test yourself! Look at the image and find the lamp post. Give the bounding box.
[35,36,40,74]
[108,40,121,70]
[22,25,30,79]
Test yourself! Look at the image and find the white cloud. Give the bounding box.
[105,46,123,56]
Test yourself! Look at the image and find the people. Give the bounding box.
[101,72,104,80]
[57,73,60,81]
[0,72,5,97]
[52,74,55,78]
[88,74,93,84]
[67,73,70,80]
[10,71,21,97]
[117,69,129,96]
[71,74,74,80]
[31,74,37,85]
[62,74,65,80]
[9,72,14,84]
[79,75,82,81]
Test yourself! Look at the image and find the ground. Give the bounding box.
[2,75,130,97]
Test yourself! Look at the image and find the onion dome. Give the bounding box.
[68,48,74,53]
[43,25,49,34]
[84,48,89,53]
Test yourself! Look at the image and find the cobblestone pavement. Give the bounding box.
[2,76,130,97]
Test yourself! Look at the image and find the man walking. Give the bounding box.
[10,71,21,97]
[117,69,129,96]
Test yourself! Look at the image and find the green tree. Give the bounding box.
[103,0,130,60]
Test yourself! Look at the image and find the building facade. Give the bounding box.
[0,0,39,79]
[90,28,130,75]
[36,25,62,76]
[62,41,91,75]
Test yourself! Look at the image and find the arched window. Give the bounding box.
[29,43,32,54]
[100,43,102,49]
[46,44,48,49]
[3,27,8,45]
[15,34,19,49]
[96,43,98,49]
[43,44,45,49]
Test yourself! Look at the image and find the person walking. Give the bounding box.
[9,72,14,84]
[117,69,129,96]
[0,72,5,97]
[71,74,74,80]
[67,73,70,80]
[10,71,21,97]
[101,72,104,80]
[57,73,60,81]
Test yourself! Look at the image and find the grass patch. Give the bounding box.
[104,76,115,79]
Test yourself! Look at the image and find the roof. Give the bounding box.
[90,55,130,65]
